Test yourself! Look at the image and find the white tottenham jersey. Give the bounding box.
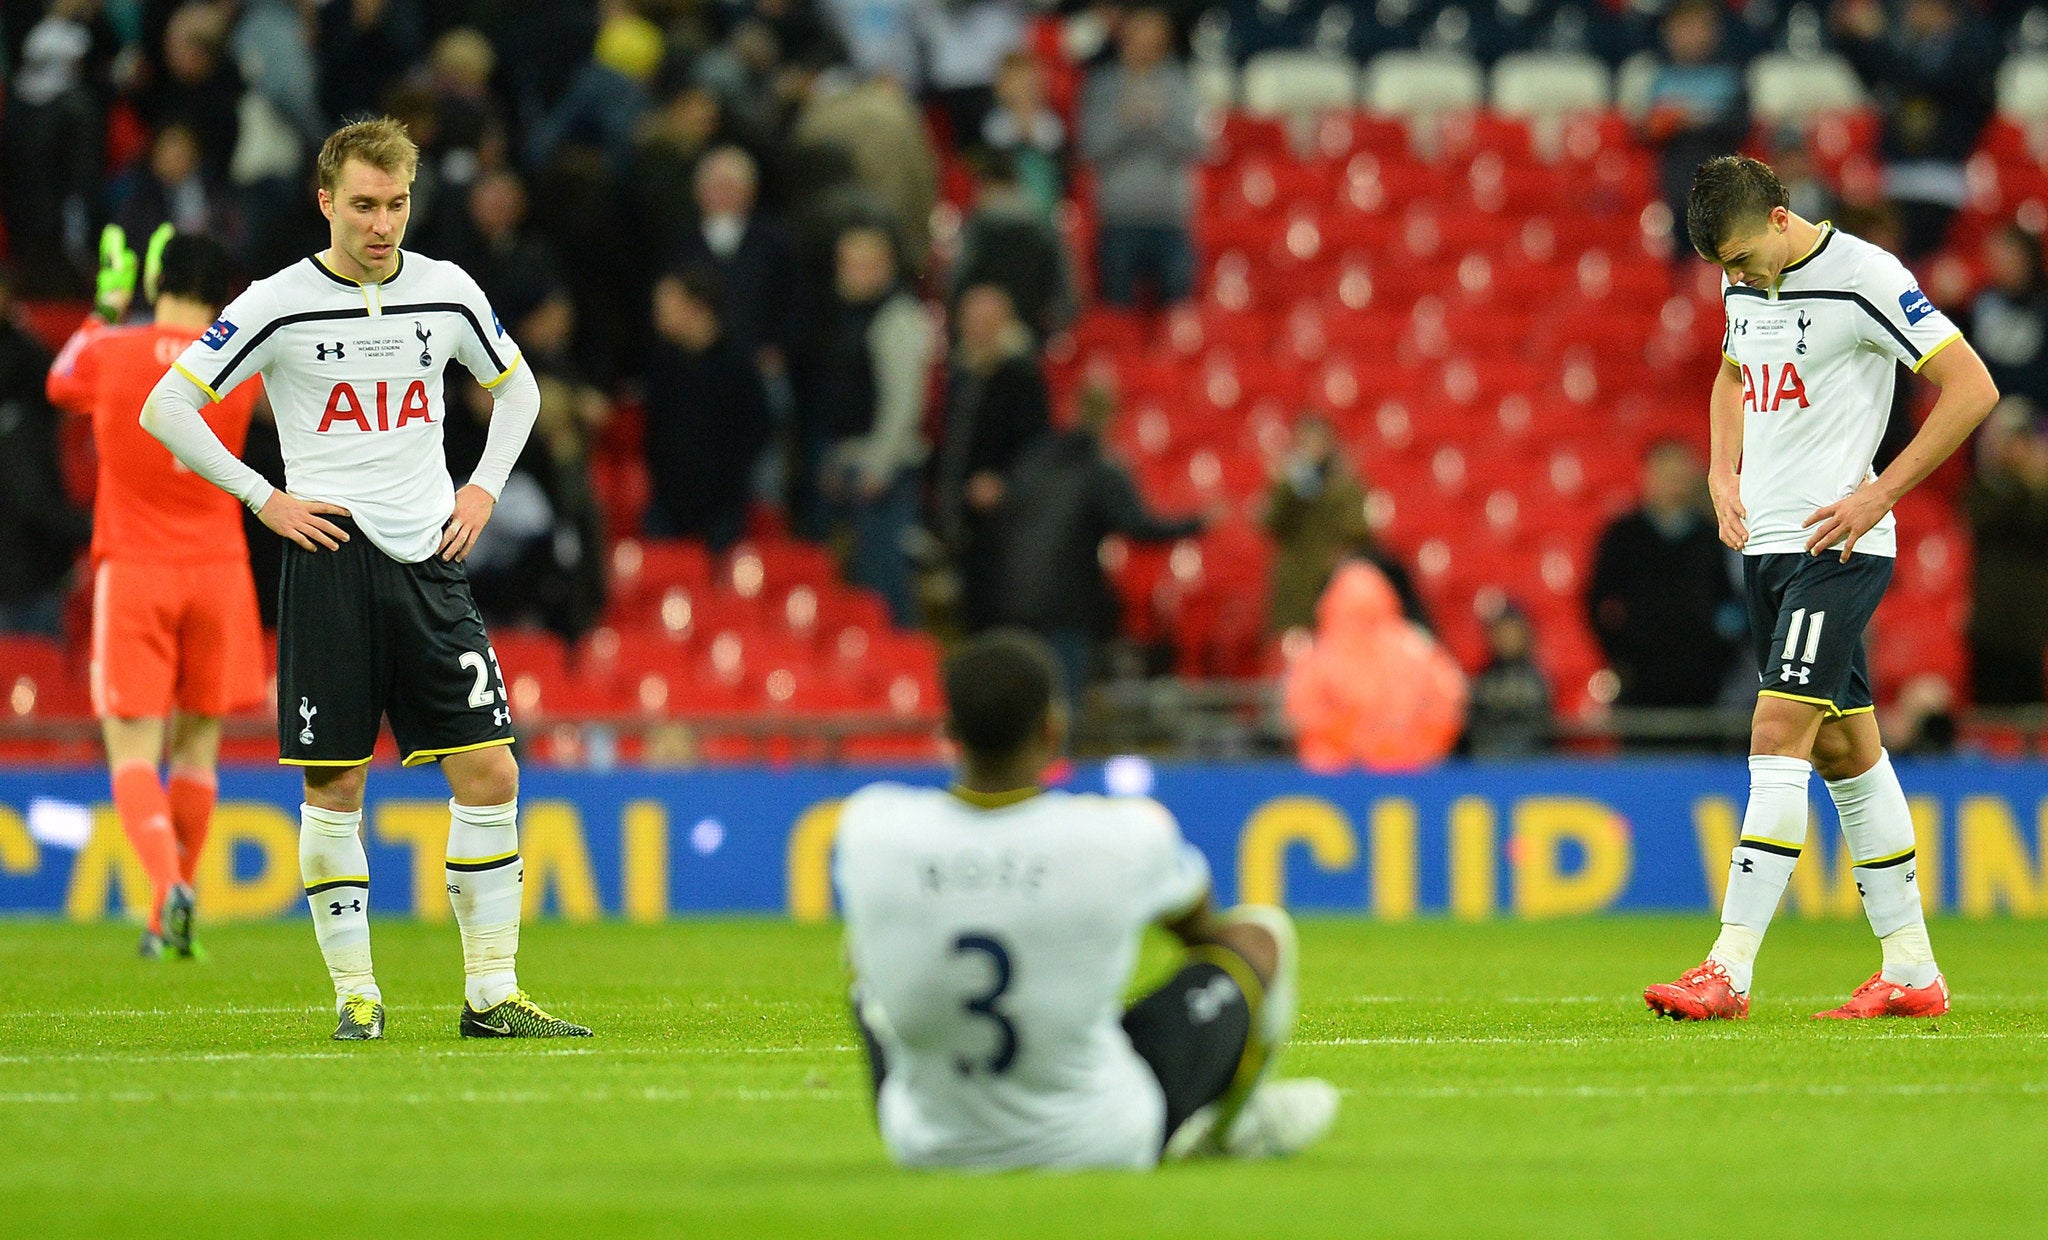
[834,784,1212,1170]
[171,251,523,563]
[1721,224,1962,558]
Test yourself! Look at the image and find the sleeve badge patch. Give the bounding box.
[1899,285,1934,325]
[200,318,239,350]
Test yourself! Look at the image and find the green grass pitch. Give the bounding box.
[2,915,2044,1238]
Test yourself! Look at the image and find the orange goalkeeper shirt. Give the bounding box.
[48,318,263,565]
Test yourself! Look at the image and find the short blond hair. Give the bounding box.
[317,117,419,194]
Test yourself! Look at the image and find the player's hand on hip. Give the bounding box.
[1708,470,1747,550]
[259,493,351,552]
[440,484,496,562]
[1802,483,1888,562]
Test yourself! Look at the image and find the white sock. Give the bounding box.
[447,798,522,1010]
[1710,755,1812,994]
[1827,751,1939,987]
[300,803,379,1006]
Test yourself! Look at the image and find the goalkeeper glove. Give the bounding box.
[94,224,138,323]
[141,222,174,304]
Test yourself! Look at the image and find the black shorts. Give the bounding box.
[277,516,514,767]
[1744,551,1893,718]
[1123,959,1255,1145]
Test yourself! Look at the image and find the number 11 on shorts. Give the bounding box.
[1782,608,1825,665]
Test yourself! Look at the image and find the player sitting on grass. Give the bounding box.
[1645,155,1998,1022]
[834,630,1338,1169]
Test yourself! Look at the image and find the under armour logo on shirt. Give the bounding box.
[315,342,345,361]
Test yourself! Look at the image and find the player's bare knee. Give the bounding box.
[1212,922,1278,991]
[304,762,368,812]
[446,746,519,806]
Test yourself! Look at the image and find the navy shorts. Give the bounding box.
[1744,551,1893,717]
[276,516,515,767]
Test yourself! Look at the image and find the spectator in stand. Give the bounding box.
[936,284,1051,633]
[1081,5,1204,309]
[1640,0,1747,244]
[1587,439,1744,710]
[1462,601,1555,759]
[912,0,1029,145]
[1260,414,1427,635]
[227,0,327,274]
[793,72,941,272]
[107,122,226,241]
[674,147,804,390]
[0,268,91,636]
[981,50,1067,218]
[1283,560,1466,773]
[141,3,243,184]
[1831,0,1998,259]
[995,384,1207,711]
[811,225,933,626]
[2,1,109,293]
[449,374,608,644]
[1262,414,1370,635]
[949,150,1077,345]
[643,266,774,552]
[825,0,920,87]
[525,2,664,175]
[750,0,852,78]
[315,0,425,125]
[1964,397,2048,705]
[462,170,570,365]
[1964,224,2048,407]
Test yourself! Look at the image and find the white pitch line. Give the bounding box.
[0,1043,861,1066]
[0,1086,857,1106]
[1341,1081,2048,1101]
[1298,1030,2048,1048]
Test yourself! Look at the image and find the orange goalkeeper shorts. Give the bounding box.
[91,559,266,719]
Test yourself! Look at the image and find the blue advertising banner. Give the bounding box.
[0,759,2043,923]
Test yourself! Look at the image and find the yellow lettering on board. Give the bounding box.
[0,804,38,874]
[622,801,669,923]
[1957,796,2041,917]
[1236,796,1358,908]
[1694,796,1740,907]
[787,800,844,923]
[64,808,150,922]
[375,801,453,923]
[522,801,599,921]
[1370,799,1417,921]
[1908,796,1942,914]
[1512,797,1631,918]
[1449,796,1496,920]
[1784,835,1862,920]
[194,803,302,921]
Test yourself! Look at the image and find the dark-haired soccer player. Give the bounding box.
[833,630,1337,1168]
[137,117,588,1042]
[48,228,263,959]
[1645,155,1998,1021]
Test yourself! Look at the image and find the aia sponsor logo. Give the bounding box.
[1739,361,1810,414]
[200,319,237,350]
[317,380,433,432]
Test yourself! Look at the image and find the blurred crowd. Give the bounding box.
[2,0,2048,758]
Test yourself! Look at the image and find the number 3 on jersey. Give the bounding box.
[952,933,1018,1077]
